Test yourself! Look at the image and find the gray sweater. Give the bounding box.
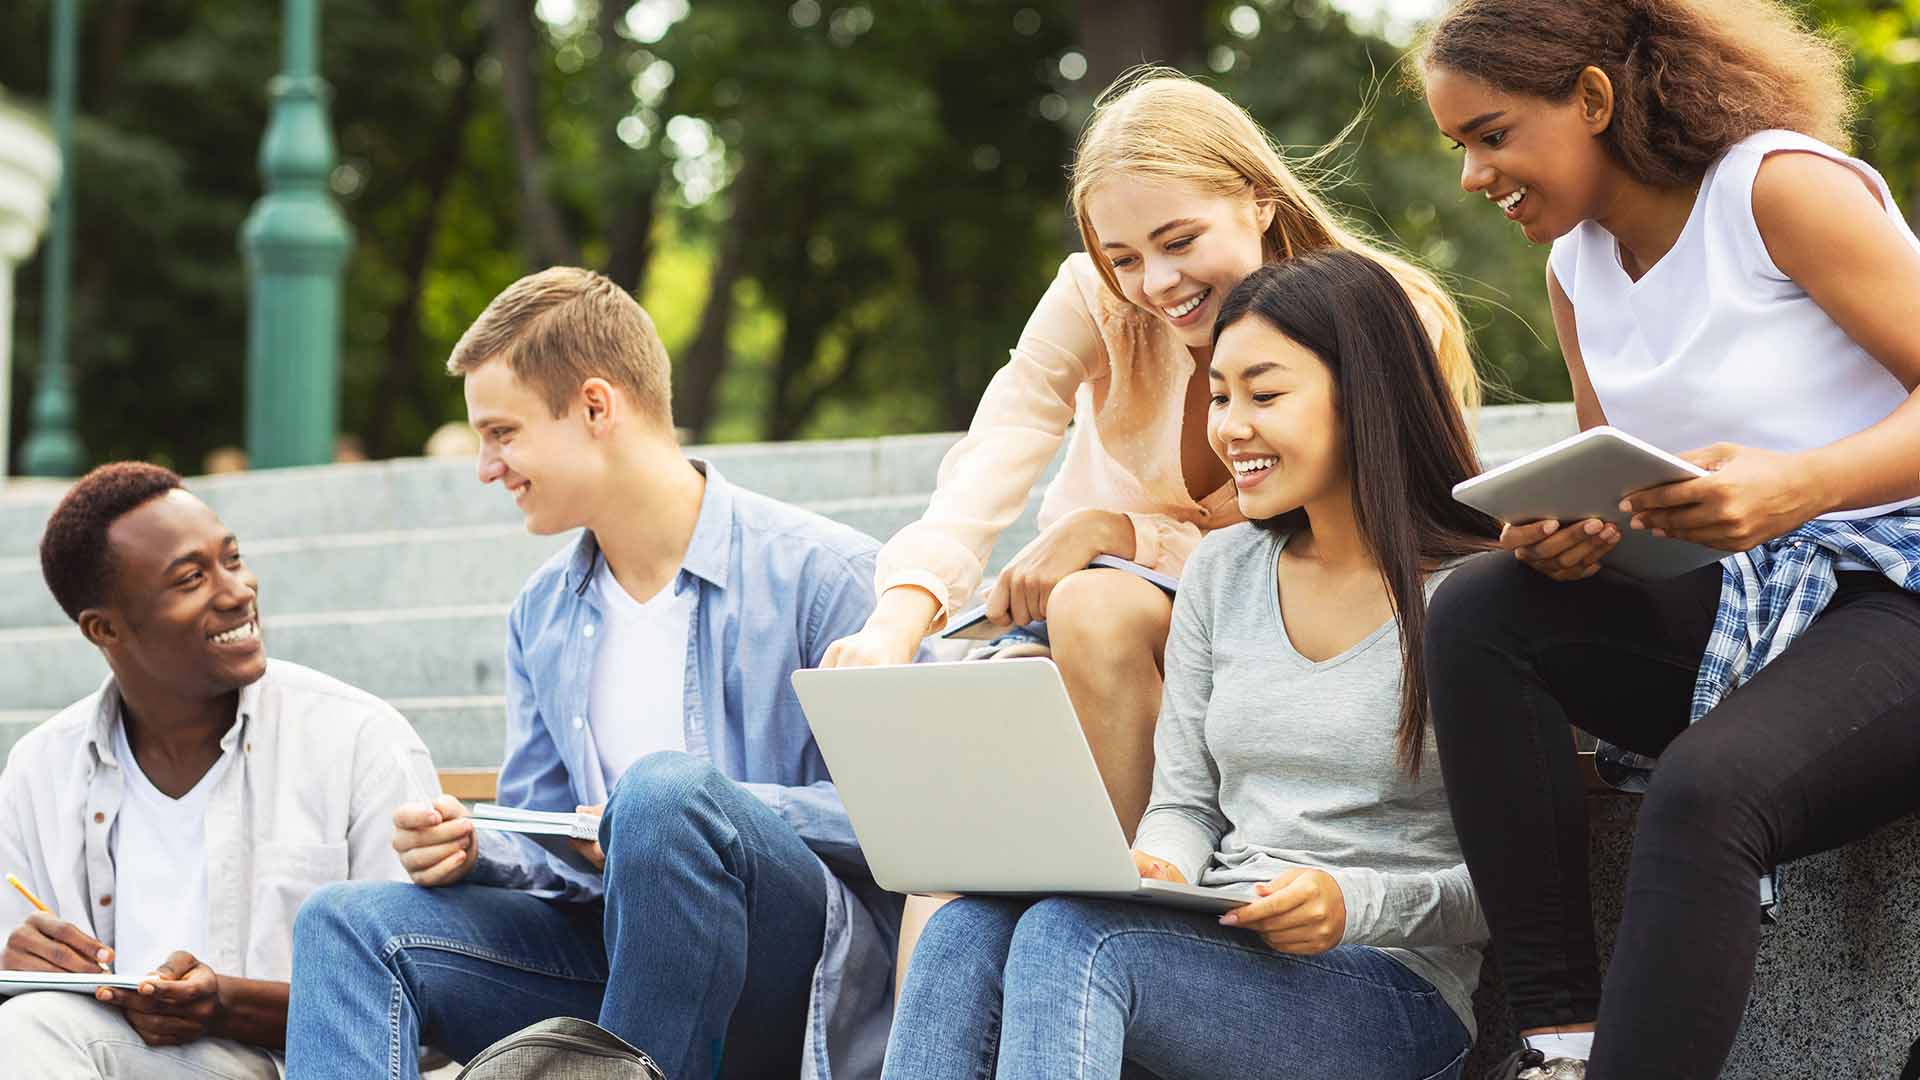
[1133,524,1487,1033]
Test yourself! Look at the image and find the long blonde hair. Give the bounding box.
[1070,68,1481,412]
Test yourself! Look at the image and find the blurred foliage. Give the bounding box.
[1827,0,1920,213]
[1,0,1917,471]
[1209,1,1558,402]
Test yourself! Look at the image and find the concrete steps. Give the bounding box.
[0,525,547,628]
[0,495,1047,757]
[0,498,981,629]
[0,434,980,561]
[0,405,1580,766]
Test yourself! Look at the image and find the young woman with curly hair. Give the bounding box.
[1414,2,1920,1077]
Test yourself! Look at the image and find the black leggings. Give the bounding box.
[1425,553,1920,1080]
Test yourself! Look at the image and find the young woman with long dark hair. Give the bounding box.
[879,251,1499,1080]
[1415,2,1920,1076]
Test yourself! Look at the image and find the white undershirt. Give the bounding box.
[109,720,227,977]
[589,559,693,792]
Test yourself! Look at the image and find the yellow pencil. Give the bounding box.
[6,873,50,913]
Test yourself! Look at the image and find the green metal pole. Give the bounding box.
[241,0,351,469]
[19,0,85,477]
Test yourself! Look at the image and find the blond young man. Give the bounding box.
[283,269,902,1080]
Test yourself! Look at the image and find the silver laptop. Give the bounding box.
[790,658,1256,914]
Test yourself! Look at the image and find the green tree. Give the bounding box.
[1212,0,1560,402]
[7,0,1918,471]
[1818,0,1920,217]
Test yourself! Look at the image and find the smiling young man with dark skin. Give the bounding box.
[0,463,433,1078]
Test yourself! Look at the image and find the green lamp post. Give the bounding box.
[19,0,85,478]
[240,0,351,469]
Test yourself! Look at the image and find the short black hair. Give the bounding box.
[39,462,185,623]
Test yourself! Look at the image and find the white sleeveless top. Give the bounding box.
[1550,129,1920,520]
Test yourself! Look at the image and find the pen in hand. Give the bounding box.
[7,873,49,914]
[7,872,113,972]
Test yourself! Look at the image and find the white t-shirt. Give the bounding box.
[589,560,693,792]
[1548,129,1920,520]
[109,720,230,978]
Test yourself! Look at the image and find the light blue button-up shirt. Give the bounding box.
[470,459,902,1079]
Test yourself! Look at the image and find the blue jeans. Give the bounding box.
[884,896,1470,1080]
[284,753,829,1080]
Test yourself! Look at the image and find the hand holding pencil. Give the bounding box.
[5,872,112,973]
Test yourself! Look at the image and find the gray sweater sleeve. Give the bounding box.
[1132,549,1226,886]
[1327,862,1488,949]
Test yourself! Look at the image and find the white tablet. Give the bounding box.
[1452,426,1728,580]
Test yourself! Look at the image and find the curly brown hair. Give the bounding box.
[1411,0,1857,188]
[39,462,184,623]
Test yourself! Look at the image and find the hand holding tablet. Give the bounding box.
[1497,517,1622,582]
[1615,441,1835,551]
[1453,426,1728,581]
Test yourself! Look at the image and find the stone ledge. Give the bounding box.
[1467,792,1920,1076]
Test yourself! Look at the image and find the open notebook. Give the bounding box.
[0,971,145,996]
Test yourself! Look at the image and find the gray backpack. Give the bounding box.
[454,1017,667,1080]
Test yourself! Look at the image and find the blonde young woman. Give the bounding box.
[821,69,1476,975]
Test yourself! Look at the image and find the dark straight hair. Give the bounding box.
[1211,251,1499,777]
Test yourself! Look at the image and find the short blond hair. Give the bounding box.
[447,267,672,422]
[1071,68,1480,412]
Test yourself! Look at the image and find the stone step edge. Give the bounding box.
[0,434,973,510]
[0,493,944,576]
[0,602,515,646]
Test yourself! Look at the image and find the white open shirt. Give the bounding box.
[0,659,432,984]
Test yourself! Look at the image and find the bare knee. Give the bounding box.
[1047,569,1172,659]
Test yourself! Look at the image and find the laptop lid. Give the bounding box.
[790,658,1142,896]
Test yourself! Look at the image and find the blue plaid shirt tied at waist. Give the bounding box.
[1688,507,1920,718]
[1593,507,1920,918]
